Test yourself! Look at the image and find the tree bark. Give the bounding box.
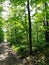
[44,2,49,42]
[27,0,32,55]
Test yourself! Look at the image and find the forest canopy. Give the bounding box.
[0,0,49,55]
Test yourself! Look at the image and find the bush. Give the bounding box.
[17,46,28,57]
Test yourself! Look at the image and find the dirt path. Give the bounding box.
[0,42,34,65]
[0,42,45,65]
[0,42,23,65]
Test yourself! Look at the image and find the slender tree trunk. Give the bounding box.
[27,0,32,55]
[14,22,17,44]
[35,4,38,42]
[44,3,49,42]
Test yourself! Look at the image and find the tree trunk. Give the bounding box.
[44,3,49,42]
[27,0,32,55]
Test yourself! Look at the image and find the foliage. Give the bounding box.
[0,27,4,43]
[10,0,26,6]
[4,0,49,47]
[0,0,49,64]
[0,0,5,4]
[0,18,4,43]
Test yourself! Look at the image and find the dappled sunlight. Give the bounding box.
[0,0,49,65]
[0,52,8,60]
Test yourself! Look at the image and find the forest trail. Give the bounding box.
[0,42,43,65]
[0,42,35,65]
[0,42,23,65]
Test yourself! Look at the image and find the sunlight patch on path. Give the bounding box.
[0,43,9,60]
[0,52,8,60]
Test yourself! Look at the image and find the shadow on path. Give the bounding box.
[0,42,23,65]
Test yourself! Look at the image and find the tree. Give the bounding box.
[44,2,49,42]
[0,18,4,43]
[27,0,32,55]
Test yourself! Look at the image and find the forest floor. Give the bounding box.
[0,42,49,65]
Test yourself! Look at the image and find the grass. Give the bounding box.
[12,45,20,52]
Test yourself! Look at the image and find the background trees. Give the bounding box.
[0,0,49,54]
[0,17,4,43]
